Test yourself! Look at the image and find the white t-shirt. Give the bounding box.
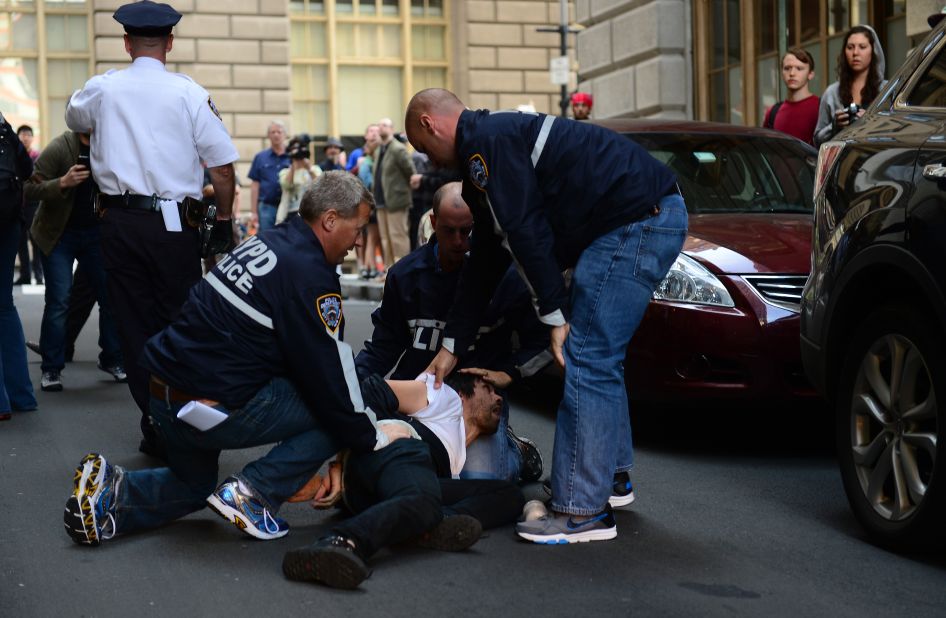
[413,374,466,478]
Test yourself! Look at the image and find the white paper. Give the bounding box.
[177,400,228,431]
[159,199,182,232]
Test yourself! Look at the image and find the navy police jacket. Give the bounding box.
[443,109,677,355]
[355,239,551,381]
[141,216,379,453]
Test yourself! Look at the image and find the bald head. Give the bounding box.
[405,88,467,170]
[405,89,465,128]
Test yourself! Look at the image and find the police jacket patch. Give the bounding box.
[468,154,488,191]
[317,293,342,333]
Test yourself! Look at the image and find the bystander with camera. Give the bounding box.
[24,130,125,392]
[814,25,886,146]
[277,136,322,224]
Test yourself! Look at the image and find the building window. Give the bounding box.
[0,0,93,145]
[289,0,449,138]
[707,0,742,124]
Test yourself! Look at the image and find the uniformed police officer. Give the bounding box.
[63,171,412,547]
[65,0,239,458]
[405,88,688,544]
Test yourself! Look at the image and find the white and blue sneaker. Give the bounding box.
[206,475,289,540]
[63,453,123,546]
[515,504,617,544]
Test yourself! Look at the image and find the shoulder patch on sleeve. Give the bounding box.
[317,293,342,333]
[208,96,222,120]
[468,153,488,192]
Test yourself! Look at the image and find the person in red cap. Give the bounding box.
[570,92,593,120]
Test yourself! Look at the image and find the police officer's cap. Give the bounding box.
[114,0,182,37]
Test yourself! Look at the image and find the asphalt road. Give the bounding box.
[2,288,945,616]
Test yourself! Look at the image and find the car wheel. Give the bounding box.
[837,303,946,550]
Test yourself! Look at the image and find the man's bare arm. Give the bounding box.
[208,163,235,219]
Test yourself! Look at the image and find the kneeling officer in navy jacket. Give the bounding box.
[62,171,413,547]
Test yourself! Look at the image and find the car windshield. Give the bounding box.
[625,133,816,214]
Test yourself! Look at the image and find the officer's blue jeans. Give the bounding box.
[460,398,520,482]
[550,195,687,516]
[0,220,37,413]
[39,226,121,372]
[257,202,278,232]
[113,378,339,535]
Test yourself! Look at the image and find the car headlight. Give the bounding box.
[653,253,735,307]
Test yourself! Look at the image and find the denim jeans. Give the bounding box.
[39,226,121,372]
[550,194,687,516]
[257,202,278,232]
[0,220,37,413]
[459,398,520,482]
[113,377,339,535]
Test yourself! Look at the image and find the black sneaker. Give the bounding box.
[541,471,636,508]
[507,426,543,482]
[283,535,370,590]
[41,371,62,392]
[609,471,635,508]
[97,362,128,383]
[416,514,482,552]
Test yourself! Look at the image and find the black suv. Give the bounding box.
[801,23,946,550]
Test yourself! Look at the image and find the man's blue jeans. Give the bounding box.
[257,202,278,232]
[39,226,121,372]
[0,220,37,413]
[460,398,520,482]
[113,378,339,535]
[550,194,687,516]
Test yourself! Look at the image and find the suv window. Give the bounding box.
[626,133,815,214]
[907,43,946,107]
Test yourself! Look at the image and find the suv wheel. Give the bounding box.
[837,303,946,550]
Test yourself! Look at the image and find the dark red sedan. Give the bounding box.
[601,120,818,403]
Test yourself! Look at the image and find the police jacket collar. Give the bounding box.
[288,214,328,260]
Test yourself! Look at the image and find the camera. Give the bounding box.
[847,103,860,124]
[287,133,311,160]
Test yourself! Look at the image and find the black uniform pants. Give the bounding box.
[99,207,202,441]
[332,438,524,559]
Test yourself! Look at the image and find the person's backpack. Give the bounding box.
[763,101,784,129]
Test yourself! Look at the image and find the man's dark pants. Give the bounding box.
[333,438,524,559]
[99,207,202,449]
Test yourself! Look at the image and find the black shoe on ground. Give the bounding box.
[542,471,636,508]
[65,346,74,363]
[283,535,370,590]
[25,341,41,356]
[507,426,543,482]
[416,514,482,552]
[41,371,63,392]
[138,438,167,462]
[13,276,29,285]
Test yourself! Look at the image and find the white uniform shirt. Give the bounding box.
[66,56,238,202]
[413,373,467,478]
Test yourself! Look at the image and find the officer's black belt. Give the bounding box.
[98,193,182,211]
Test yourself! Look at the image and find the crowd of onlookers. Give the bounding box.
[246,116,461,283]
